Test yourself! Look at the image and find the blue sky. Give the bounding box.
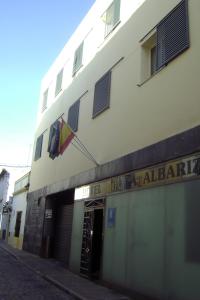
[0,0,95,162]
[0,0,95,193]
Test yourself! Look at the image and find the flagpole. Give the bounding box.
[71,141,99,166]
[73,135,99,167]
[63,119,99,167]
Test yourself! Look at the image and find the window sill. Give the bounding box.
[104,20,121,39]
[72,64,83,77]
[34,157,41,162]
[92,105,110,119]
[97,21,121,51]
[41,106,47,113]
[137,65,165,87]
[55,88,63,98]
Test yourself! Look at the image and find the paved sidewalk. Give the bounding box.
[0,241,131,300]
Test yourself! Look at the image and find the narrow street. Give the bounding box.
[0,247,75,300]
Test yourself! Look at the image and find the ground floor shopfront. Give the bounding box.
[23,125,200,300]
[23,189,74,267]
[70,153,200,300]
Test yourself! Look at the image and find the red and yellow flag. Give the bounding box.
[59,119,74,155]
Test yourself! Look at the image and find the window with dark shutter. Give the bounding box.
[42,89,48,112]
[93,71,111,118]
[156,0,189,69]
[73,42,84,76]
[34,134,43,161]
[140,0,189,84]
[55,69,63,96]
[68,99,80,132]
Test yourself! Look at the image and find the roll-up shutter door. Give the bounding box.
[54,204,73,265]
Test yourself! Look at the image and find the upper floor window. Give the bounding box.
[73,42,84,76]
[156,0,189,69]
[41,89,48,112]
[150,45,157,76]
[140,0,189,82]
[102,0,121,37]
[93,71,111,118]
[34,134,43,161]
[68,99,80,132]
[55,68,63,97]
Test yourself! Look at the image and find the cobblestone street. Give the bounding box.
[0,247,75,300]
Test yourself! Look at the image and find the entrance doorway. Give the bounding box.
[53,203,73,265]
[80,199,104,279]
[42,189,74,266]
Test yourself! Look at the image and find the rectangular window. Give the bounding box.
[73,42,84,76]
[14,211,22,238]
[103,0,121,37]
[55,68,63,97]
[93,71,111,118]
[140,0,189,83]
[42,89,48,112]
[156,0,189,69]
[151,46,157,75]
[68,99,80,132]
[34,134,43,161]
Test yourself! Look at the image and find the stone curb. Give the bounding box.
[43,276,88,300]
[0,244,85,300]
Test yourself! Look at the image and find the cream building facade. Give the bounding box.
[8,172,30,249]
[24,1,200,299]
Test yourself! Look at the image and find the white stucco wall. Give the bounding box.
[37,0,146,121]
[8,172,30,248]
[9,191,27,237]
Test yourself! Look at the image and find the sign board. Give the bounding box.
[75,153,200,200]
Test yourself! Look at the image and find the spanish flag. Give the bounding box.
[59,118,74,155]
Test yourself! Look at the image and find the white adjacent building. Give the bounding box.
[8,172,30,249]
[0,169,9,239]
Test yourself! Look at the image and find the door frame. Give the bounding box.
[80,198,105,278]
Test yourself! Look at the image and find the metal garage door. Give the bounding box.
[54,203,73,265]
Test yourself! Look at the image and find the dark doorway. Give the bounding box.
[42,189,74,266]
[53,203,73,265]
[80,199,104,279]
[91,209,103,278]
[15,211,22,237]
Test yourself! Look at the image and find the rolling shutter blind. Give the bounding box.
[93,71,111,118]
[55,69,63,96]
[73,42,83,76]
[54,204,74,264]
[157,0,189,69]
[34,134,43,161]
[68,99,80,132]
